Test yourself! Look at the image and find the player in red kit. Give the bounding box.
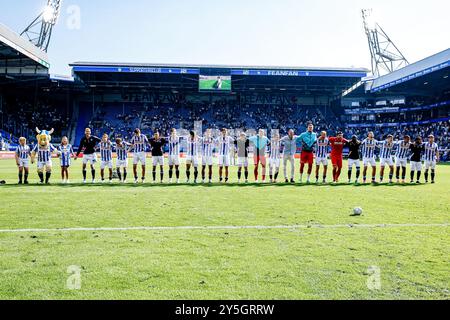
[328,132,348,184]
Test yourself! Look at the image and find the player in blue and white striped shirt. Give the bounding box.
[315,131,329,184]
[361,132,378,183]
[58,136,75,184]
[168,128,182,183]
[98,134,113,183]
[130,128,149,183]
[216,128,235,183]
[15,137,31,184]
[269,132,282,183]
[186,131,200,183]
[377,135,395,183]
[394,135,411,183]
[423,135,440,184]
[200,129,215,183]
[31,142,58,184]
[115,137,131,183]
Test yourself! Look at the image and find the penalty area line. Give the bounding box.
[0,223,448,234]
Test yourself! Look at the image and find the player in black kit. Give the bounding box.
[75,128,102,183]
[409,137,424,184]
[347,135,362,184]
[149,131,167,183]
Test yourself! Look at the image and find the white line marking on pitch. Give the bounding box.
[0,223,447,234]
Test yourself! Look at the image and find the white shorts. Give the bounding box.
[315,157,328,166]
[133,152,147,165]
[82,154,97,165]
[168,155,180,166]
[37,161,52,170]
[410,161,422,171]
[186,156,199,167]
[100,160,113,169]
[348,159,361,168]
[218,155,230,167]
[202,156,213,166]
[237,157,249,167]
[269,158,280,168]
[424,160,436,170]
[116,159,128,168]
[18,159,30,168]
[152,156,164,166]
[395,157,408,167]
[380,157,394,167]
[363,157,376,167]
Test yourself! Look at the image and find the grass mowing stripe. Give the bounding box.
[0,223,448,233]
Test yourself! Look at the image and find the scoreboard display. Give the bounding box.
[199,69,232,92]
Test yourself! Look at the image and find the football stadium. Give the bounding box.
[0,1,449,304]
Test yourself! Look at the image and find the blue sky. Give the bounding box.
[1,0,449,75]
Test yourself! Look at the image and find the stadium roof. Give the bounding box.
[70,62,368,96]
[369,48,450,96]
[0,23,50,78]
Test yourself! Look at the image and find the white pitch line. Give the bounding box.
[0,223,448,234]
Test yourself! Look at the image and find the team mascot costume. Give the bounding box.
[31,128,57,184]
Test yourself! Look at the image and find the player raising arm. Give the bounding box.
[423,134,440,184]
[15,137,31,184]
[328,131,348,184]
[315,131,329,184]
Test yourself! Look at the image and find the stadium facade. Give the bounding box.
[0,22,448,159]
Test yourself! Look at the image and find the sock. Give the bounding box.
[123,170,127,181]
[431,170,435,182]
[45,172,51,183]
[269,174,273,180]
[91,170,95,180]
[18,172,23,183]
[117,169,122,181]
[38,172,44,182]
[176,169,180,180]
[424,170,429,181]
[202,167,206,180]
[274,172,279,181]
[186,170,191,180]
[254,167,258,180]
[83,170,87,180]
[169,168,173,179]
[348,169,352,181]
[160,170,164,182]
[410,171,414,182]
[401,167,406,180]
[24,172,28,183]
[244,170,248,180]
[194,168,198,181]
[396,167,400,180]
[356,168,360,180]
[238,169,242,180]
[152,171,156,181]
[389,172,393,181]
[417,171,421,181]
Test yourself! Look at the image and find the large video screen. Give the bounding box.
[199,75,232,92]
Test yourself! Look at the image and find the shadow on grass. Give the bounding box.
[0,181,427,188]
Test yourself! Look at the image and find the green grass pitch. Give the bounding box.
[0,158,448,300]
